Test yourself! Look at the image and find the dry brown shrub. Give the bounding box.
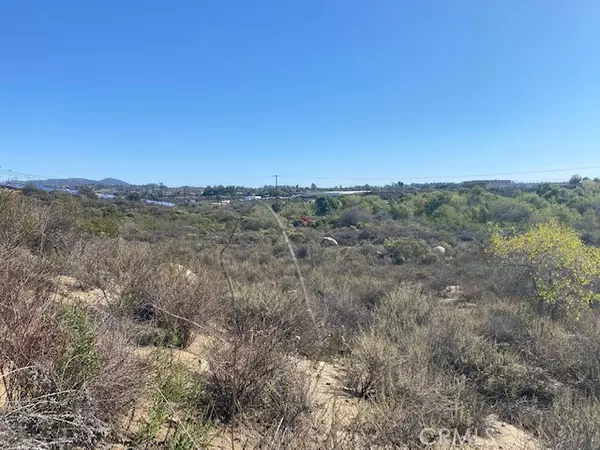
[0,192,75,254]
[199,332,311,429]
[66,239,225,348]
[428,308,554,414]
[343,285,487,447]
[0,250,144,448]
[535,389,600,450]
[355,371,486,448]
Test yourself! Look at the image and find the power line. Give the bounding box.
[3,163,599,187]
[0,168,54,181]
[277,165,600,182]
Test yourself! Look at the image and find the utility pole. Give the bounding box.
[273,174,280,212]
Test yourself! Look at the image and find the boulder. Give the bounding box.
[433,245,446,256]
[442,285,463,298]
[166,263,198,283]
[322,237,339,246]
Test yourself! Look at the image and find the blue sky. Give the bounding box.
[1,0,600,187]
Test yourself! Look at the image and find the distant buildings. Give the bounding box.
[292,190,371,199]
[143,199,175,207]
[460,180,514,189]
[97,193,116,200]
[481,180,514,189]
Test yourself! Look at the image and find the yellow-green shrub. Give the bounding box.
[490,222,600,318]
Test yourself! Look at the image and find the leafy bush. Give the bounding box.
[491,221,600,319]
[314,196,340,216]
[389,201,413,220]
[56,305,100,390]
[384,237,430,264]
[134,358,209,448]
[85,217,121,237]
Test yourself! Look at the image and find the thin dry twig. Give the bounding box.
[152,305,227,344]
[264,204,320,338]
[219,209,252,450]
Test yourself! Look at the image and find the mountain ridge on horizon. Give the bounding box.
[30,177,130,188]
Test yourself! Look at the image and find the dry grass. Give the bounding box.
[0,252,145,448]
[2,193,600,448]
[199,333,311,428]
[342,285,487,447]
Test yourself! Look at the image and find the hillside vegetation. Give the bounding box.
[2,179,600,449]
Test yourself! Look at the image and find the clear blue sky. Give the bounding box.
[1,0,600,187]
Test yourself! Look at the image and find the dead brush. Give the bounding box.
[0,257,62,403]
[227,284,320,356]
[343,285,435,400]
[119,257,224,348]
[354,370,487,448]
[0,192,75,254]
[66,238,225,348]
[63,237,120,292]
[480,300,600,399]
[74,239,164,303]
[535,388,600,450]
[342,284,487,447]
[343,332,400,399]
[526,314,600,398]
[0,252,143,448]
[198,331,311,429]
[189,205,317,447]
[428,308,554,410]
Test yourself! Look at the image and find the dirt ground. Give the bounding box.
[50,276,541,450]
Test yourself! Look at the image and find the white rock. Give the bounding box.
[433,245,446,256]
[322,237,339,246]
[443,285,463,298]
[167,264,198,282]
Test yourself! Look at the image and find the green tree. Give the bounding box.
[21,183,47,199]
[486,198,534,224]
[358,195,389,214]
[314,196,339,216]
[424,192,452,215]
[490,222,600,319]
[86,217,120,237]
[78,185,97,199]
[430,204,464,225]
[581,178,600,191]
[537,183,569,204]
[126,192,142,202]
[390,202,413,220]
[569,174,583,185]
[339,207,371,227]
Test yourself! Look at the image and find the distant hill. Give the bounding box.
[32,177,130,188]
[97,178,130,186]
